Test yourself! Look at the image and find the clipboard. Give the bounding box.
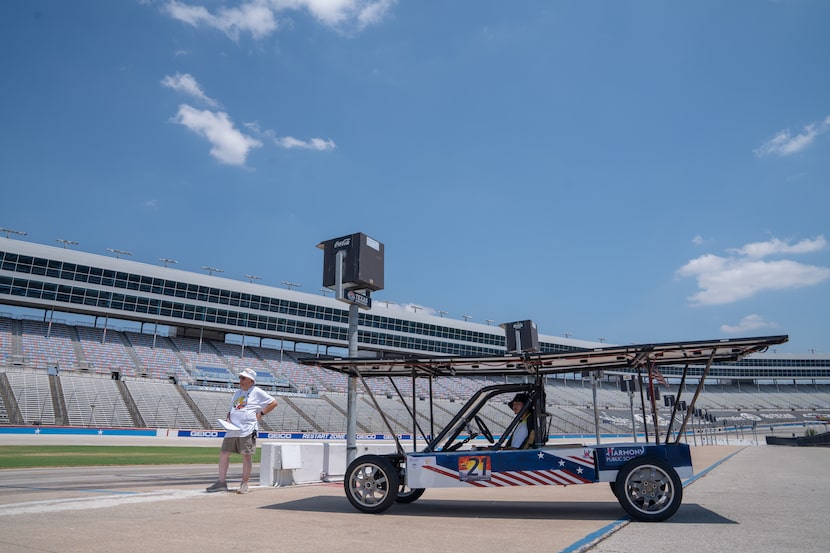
[218,419,240,431]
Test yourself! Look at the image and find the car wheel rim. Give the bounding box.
[624,464,675,514]
[349,463,389,506]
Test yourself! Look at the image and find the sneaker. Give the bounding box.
[206,481,228,493]
[236,483,249,494]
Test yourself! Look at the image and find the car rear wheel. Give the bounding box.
[344,455,399,514]
[395,485,425,504]
[614,457,682,522]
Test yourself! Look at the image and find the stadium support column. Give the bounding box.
[590,371,601,445]
[347,302,359,465]
[335,248,358,464]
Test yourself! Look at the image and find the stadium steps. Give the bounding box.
[126,379,201,429]
[164,337,200,380]
[118,330,145,375]
[186,389,234,429]
[194,339,233,373]
[556,406,599,434]
[430,399,467,433]
[6,370,55,424]
[67,325,90,371]
[11,318,23,358]
[48,373,68,426]
[114,379,145,427]
[321,395,371,433]
[124,332,189,383]
[175,384,208,429]
[0,372,23,424]
[360,396,409,435]
[280,396,325,432]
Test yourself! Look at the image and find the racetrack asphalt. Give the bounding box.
[0,437,827,553]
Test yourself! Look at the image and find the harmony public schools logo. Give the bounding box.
[604,445,645,464]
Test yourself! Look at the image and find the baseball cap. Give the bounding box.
[239,368,257,383]
[507,392,530,408]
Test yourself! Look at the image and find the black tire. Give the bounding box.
[609,481,618,498]
[614,457,683,522]
[344,455,399,514]
[395,486,425,504]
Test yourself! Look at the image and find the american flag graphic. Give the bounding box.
[424,450,596,488]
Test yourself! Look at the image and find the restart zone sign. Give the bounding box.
[177,430,405,440]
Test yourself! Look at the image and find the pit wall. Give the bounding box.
[261,441,403,486]
[3,424,825,487]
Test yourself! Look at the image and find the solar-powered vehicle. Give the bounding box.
[302,334,787,522]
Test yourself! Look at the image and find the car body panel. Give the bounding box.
[406,442,691,488]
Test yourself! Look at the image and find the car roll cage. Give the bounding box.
[299,334,789,453]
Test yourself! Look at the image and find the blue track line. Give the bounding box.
[558,516,630,553]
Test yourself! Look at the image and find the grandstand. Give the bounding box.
[1,237,829,438]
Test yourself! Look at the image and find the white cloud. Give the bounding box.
[272,0,396,30]
[245,121,336,152]
[728,236,827,259]
[162,0,394,39]
[163,0,278,40]
[754,116,830,157]
[354,0,395,28]
[275,136,336,150]
[161,73,218,107]
[677,235,830,305]
[720,314,777,335]
[692,235,704,246]
[171,105,262,166]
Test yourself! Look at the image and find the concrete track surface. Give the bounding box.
[0,439,827,553]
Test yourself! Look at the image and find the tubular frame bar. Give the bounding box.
[675,350,716,442]
[356,371,405,456]
[664,363,689,445]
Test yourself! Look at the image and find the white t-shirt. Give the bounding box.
[510,415,530,448]
[225,386,276,438]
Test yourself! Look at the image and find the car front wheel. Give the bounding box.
[614,457,683,522]
[344,455,399,514]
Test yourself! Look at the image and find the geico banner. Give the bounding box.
[177,430,414,440]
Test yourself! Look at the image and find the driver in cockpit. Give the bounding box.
[506,393,536,449]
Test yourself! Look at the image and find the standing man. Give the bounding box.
[206,368,277,494]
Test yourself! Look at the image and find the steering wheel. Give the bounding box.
[474,415,495,443]
[445,422,478,451]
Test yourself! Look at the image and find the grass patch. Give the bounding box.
[0,446,261,469]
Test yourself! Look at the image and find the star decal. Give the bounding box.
[558,459,565,467]
[98,429,104,435]
[537,452,545,459]
[576,467,584,474]
[34,428,41,434]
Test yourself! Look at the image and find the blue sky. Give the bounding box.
[1,1,828,353]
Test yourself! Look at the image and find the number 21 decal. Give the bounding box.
[459,455,491,482]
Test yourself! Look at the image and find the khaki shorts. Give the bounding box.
[220,433,256,456]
